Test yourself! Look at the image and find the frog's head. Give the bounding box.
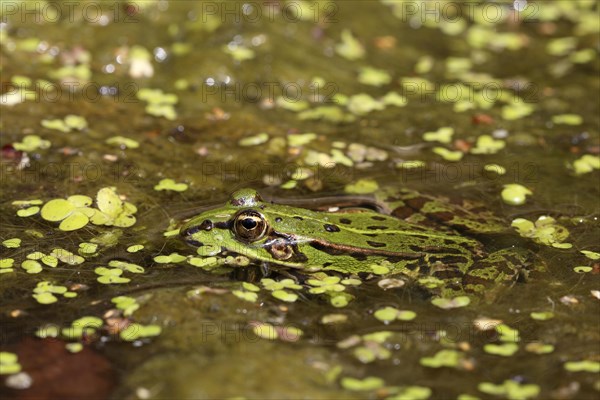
[180,189,272,257]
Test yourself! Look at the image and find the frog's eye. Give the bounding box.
[233,210,268,242]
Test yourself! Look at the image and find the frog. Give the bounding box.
[180,188,541,299]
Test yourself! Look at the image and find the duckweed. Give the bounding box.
[94,267,131,284]
[2,238,21,248]
[564,360,600,373]
[127,245,144,253]
[335,30,365,60]
[232,290,258,303]
[572,154,600,175]
[420,349,463,368]
[340,376,384,391]
[483,343,519,356]
[154,179,189,192]
[251,322,279,340]
[552,114,583,125]
[530,311,554,321]
[238,132,269,147]
[112,296,139,316]
[358,67,391,86]
[21,260,43,274]
[13,135,51,152]
[120,323,162,342]
[432,147,464,162]
[478,380,540,400]
[41,114,88,132]
[381,92,407,107]
[271,290,298,303]
[65,343,83,353]
[470,135,505,154]
[374,307,416,323]
[0,352,21,375]
[511,216,571,248]
[261,278,302,291]
[347,93,384,116]
[387,386,432,400]
[153,253,186,263]
[431,296,471,309]
[105,136,140,149]
[32,281,76,304]
[501,184,532,206]
[581,250,600,260]
[423,127,454,144]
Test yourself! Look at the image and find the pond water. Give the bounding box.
[1,1,599,399]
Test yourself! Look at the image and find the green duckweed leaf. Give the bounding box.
[41,199,75,221]
[484,343,519,356]
[387,386,432,400]
[552,114,582,125]
[120,323,162,341]
[381,91,407,107]
[154,179,188,192]
[478,380,540,400]
[347,93,384,116]
[340,376,384,391]
[432,147,463,161]
[511,216,570,247]
[251,322,279,340]
[59,211,89,231]
[335,29,365,60]
[530,311,554,321]
[420,349,462,368]
[572,154,600,175]
[423,127,454,144]
[564,360,600,373]
[431,296,471,309]
[238,132,269,147]
[271,290,298,302]
[2,238,21,248]
[21,260,42,274]
[471,135,506,154]
[0,352,21,375]
[127,245,144,253]
[33,292,58,304]
[358,67,391,87]
[580,250,600,260]
[65,343,83,353]
[17,206,40,217]
[501,184,532,205]
[106,136,140,149]
[13,135,51,152]
[232,290,258,303]
[108,260,145,273]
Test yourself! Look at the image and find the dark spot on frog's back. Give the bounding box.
[366,241,386,248]
[368,225,389,230]
[405,196,428,210]
[293,216,304,221]
[339,218,352,225]
[430,211,454,222]
[371,216,387,221]
[324,224,340,232]
[391,206,414,219]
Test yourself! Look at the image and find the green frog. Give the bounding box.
[180,188,540,298]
